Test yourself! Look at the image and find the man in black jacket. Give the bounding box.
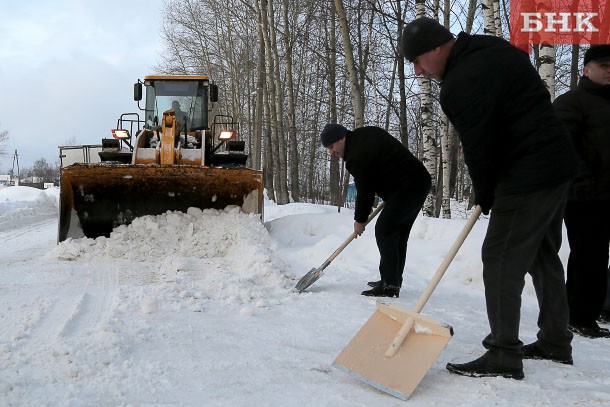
[553,45,610,338]
[402,17,578,379]
[320,124,431,298]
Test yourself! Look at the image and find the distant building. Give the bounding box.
[0,174,18,186]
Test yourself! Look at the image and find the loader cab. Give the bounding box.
[136,75,217,132]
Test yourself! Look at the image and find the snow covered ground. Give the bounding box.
[1,185,609,406]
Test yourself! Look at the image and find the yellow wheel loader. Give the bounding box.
[58,75,263,242]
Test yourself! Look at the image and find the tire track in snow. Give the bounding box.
[0,217,56,267]
[58,264,119,338]
[0,216,56,243]
[8,264,119,355]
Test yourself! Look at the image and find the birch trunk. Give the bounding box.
[439,0,453,218]
[385,58,397,132]
[415,0,437,217]
[482,0,496,36]
[396,0,409,144]
[539,44,556,101]
[465,0,477,33]
[333,0,364,127]
[326,2,341,206]
[259,0,281,203]
[570,45,580,90]
[282,0,300,202]
[440,116,454,218]
[492,0,502,36]
[267,0,290,204]
[252,0,265,171]
[262,81,275,201]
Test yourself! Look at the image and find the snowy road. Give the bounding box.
[1,187,609,406]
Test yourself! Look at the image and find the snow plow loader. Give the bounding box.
[58,75,263,242]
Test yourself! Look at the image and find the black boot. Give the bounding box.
[361,282,400,298]
[597,310,610,324]
[446,353,524,380]
[367,279,402,288]
[568,322,610,338]
[522,341,573,365]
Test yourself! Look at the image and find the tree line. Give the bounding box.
[156,1,587,217]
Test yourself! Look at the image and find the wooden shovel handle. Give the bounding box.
[385,205,482,357]
[323,202,386,267]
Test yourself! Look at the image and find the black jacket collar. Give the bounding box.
[578,75,610,100]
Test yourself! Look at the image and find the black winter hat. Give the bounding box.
[584,44,610,66]
[320,123,348,147]
[402,17,454,62]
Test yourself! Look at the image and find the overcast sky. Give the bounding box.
[0,0,166,171]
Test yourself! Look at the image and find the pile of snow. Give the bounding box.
[48,206,293,306]
[0,186,59,229]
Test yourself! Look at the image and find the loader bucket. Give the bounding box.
[58,163,263,242]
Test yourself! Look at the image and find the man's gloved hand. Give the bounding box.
[475,190,494,215]
[479,203,491,215]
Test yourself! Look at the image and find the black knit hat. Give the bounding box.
[402,17,454,62]
[584,44,610,66]
[320,123,348,147]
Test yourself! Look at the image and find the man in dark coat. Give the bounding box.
[402,17,578,380]
[320,124,431,298]
[553,45,610,338]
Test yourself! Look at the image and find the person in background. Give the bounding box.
[320,123,431,298]
[401,17,577,380]
[171,100,189,129]
[553,44,610,338]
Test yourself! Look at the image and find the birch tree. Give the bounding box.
[539,44,557,100]
[152,0,571,212]
[282,0,300,202]
[252,1,265,171]
[492,0,502,36]
[438,0,453,218]
[259,0,289,204]
[414,0,438,217]
[267,0,290,204]
[482,0,496,35]
[326,1,342,205]
[334,0,365,127]
[396,0,409,144]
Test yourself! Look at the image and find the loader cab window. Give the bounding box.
[144,80,210,131]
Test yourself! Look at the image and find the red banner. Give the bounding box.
[510,0,610,50]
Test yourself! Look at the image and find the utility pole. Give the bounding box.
[9,150,19,186]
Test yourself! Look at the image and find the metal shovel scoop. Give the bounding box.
[295,202,385,292]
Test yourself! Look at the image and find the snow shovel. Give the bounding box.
[295,202,386,292]
[333,205,482,400]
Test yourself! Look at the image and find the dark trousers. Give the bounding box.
[481,182,572,368]
[375,186,429,287]
[564,200,610,324]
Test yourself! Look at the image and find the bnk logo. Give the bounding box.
[521,12,598,32]
[510,0,610,48]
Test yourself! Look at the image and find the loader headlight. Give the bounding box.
[219,130,237,141]
[112,129,130,139]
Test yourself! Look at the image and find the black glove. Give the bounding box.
[478,203,491,215]
[474,192,493,215]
